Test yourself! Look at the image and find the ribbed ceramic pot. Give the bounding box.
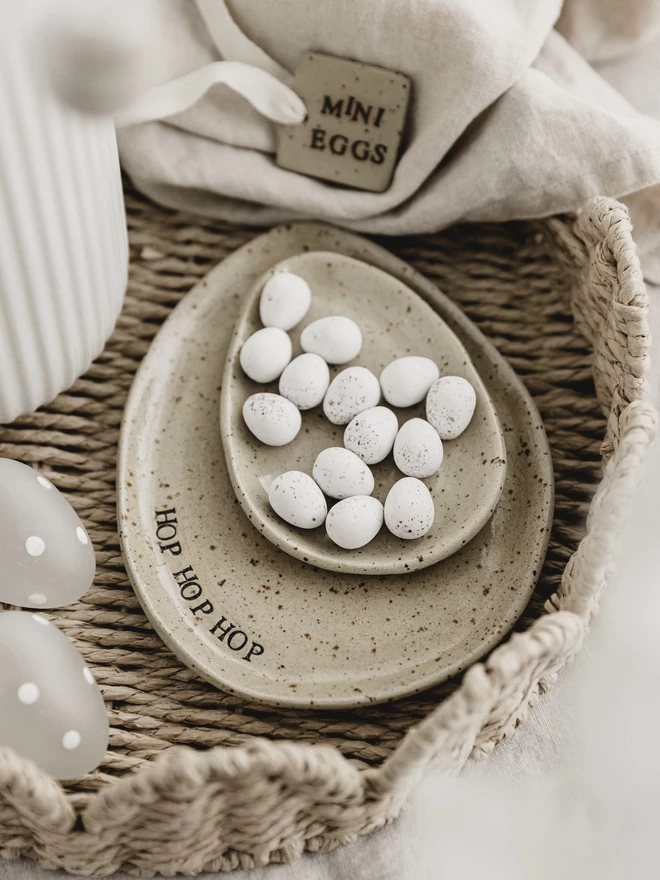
[0,14,127,424]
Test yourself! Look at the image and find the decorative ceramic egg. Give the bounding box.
[243,393,301,446]
[323,367,381,425]
[279,353,330,410]
[0,611,108,779]
[312,447,374,500]
[426,376,477,440]
[380,356,440,407]
[240,327,292,383]
[393,418,444,478]
[384,477,435,539]
[260,271,312,331]
[0,458,95,609]
[325,496,384,549]
[300,316,362,364]
[268,471,327,528]
[343,406,398,464]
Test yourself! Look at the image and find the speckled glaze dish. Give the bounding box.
[221,252,506,575]
[118,223,554,709]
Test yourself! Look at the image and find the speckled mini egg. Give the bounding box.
[323,367,381,426]
[240,327,292,383]
[380,357,440,407]
[268,471,327,529]
[384,477,435,540]
[312,447,374,500]
[0,458,95,609]
[426,376,477,440]
[300,316,362,364]
[393,418,444,479]
[326,496,384,549]
[279,353,330,410]
[0,611,108,779]
[259,271,312,331]
[343,406,399,465]
[243,393,301,446]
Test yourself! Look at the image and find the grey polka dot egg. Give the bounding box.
[0,459,95,609]
[0,611,108,779]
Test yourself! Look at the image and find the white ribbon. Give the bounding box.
[116,0,305,128]
[195,0,295,86]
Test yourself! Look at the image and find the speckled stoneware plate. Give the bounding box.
[221,252,506,575]
[118,223,554,709]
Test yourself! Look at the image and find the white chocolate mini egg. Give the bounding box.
[279,353,330,410]
[312,447,374,500]
[0,611,108,779]
[260,271,312,330]
[384,477,435,540]
[326,496,384,549]
[300,316,362,364]
[380,356,440,407]
[243,393,301,446]
[268,471,327,528]
[343,406,398,465]
[323,367,381,426]
[240,327,292,383]
[426,376,477,440]
[393,418,444,478]
[0,458,96,609]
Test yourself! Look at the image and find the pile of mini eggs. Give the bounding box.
[241,271,476,551]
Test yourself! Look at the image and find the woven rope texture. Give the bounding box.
[0,193,655,875]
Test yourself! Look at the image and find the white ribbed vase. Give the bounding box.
[0,19,127,424]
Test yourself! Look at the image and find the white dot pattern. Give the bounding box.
[25,536,45,557]
[83,667,94,685]
[62,730,81,750]
[76,526,89,545]
[17,682,40,705]
[28,593,47,606]
[37,475,53,490]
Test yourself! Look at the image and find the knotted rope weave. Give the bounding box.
[0,194,654,875]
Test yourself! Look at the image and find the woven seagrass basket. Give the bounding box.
[0,192,655,876]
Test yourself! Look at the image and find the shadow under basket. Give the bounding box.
[0,194,656,876]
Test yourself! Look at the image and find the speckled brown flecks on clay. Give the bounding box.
[221,251,507,577]
[118,222,553,709]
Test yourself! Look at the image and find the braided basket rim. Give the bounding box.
[0,196,655,876]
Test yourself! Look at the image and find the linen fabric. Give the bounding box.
[118,0,660,248]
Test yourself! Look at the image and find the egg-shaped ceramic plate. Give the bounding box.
[221,252,506,575]
[118,223,553,709]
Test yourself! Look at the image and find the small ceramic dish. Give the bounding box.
[221,252,506,575]
[118,223,554,709]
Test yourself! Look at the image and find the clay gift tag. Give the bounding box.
[277,52,410,192]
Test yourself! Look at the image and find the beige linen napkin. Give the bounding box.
[557,0,660,61]
[117,0,660,266]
